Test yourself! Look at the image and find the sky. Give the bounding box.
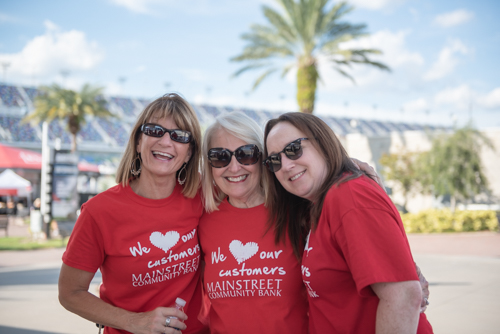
[0,0,499,129]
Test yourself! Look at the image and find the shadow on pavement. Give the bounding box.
[429,281,472,286]
[0,268,102,286]
[0,325,62,334]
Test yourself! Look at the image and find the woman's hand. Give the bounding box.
[127,307,187,334]
[351,158,385,190]
[58,264,187,334]
[416,263,430,313]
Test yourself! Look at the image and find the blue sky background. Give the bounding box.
[0,0,499,129]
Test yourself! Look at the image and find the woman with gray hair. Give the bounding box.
[59,93,208,334]
[198,111,308,333]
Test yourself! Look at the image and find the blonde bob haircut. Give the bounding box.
[201,111,267,212]
[116,93,202,198]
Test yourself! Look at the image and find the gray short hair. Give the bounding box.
[201,111,267,212]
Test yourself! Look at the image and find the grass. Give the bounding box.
[0,236,68,251]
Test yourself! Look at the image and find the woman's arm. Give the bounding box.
[58,264,187,334]
[371,280,422,334]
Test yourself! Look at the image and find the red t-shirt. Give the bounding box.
[301,176,433,334]
[198,199,308,334]
[63,184,207,334]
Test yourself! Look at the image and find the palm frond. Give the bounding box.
[232,63,272,78]
[252,68,279,90]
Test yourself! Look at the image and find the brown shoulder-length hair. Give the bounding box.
[115,93,202,198]
[263,112,364,258]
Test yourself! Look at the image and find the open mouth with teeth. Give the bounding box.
[225,175,248,182]
[290,170,305,181]
[152,151,174,160]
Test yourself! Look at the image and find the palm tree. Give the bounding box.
[24,83,113,152]
[231,0,390,114]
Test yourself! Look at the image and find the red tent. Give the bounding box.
[0,143,100,173]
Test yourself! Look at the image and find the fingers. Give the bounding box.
[161,307,188,321]
[164,317,187,332]
[415,263,430,313]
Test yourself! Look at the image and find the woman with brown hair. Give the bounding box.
[263,112,433,334]
[59,93,207,334]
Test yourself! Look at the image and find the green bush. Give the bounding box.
[401,209,499,233]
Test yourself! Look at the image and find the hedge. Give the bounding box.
[401,209,499,233]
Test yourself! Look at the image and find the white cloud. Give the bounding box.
[109,0,162,14]
[476,87,500,110]
[434,85,500,112]
[318,29,423,90]
[403,98,428,113]
[434,85,473,110]
[423,39,468,81]
[0,20,103,84]
[347,0,406,11]
[434,9,474,28]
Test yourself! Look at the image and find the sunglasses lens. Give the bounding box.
[235,145,260,165]
[143,125,164,137]
[284,141,303,160]
[208,149,231,168]
[171,130,192,143]
[265,155,282,172]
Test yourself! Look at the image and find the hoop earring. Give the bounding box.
[131,153,142,176]
[178,163,187,185]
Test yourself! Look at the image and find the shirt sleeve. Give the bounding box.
[335,207,419,297]
[62,203,106,273]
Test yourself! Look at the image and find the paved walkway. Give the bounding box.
[0,220,499,334]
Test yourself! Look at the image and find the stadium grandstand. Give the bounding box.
[0,82,443,173]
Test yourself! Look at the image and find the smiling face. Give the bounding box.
[136,115,192,182]
[210,128,263,208]
[266,121,327,201]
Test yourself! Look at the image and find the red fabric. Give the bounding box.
[198,199,308,334]
[63,184,208,334]
[301,176,433,334]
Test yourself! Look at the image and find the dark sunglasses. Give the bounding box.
[208,144,261,168]
[140,123,192,144]
[263,138,309,172]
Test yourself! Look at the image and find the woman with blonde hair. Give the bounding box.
[59,93,208,334]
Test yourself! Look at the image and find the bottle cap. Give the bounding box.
[175,297,186,307]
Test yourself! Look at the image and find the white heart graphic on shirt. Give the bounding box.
[150,231,180,253]
[229,240,259,264]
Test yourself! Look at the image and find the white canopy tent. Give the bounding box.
[0,169,32,197]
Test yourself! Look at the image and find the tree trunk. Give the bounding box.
[450,195,456,213]
[68,115,80,153]
[71,133,77,153]
[296,60,318,114]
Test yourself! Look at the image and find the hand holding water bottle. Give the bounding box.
[165,298,187,332]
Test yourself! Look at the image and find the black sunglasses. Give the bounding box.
[140,123,192,144]
[263,138,309,172]
[208,144,261,168]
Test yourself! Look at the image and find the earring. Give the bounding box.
[131,153,142,176]
[177,163,187,185]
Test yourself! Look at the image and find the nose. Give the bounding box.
[279,154,295,171]
[226,155,241,172]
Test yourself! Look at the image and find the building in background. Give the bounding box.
[0,83,498,212]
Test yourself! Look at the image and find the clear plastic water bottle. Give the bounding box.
[168,297,186,330]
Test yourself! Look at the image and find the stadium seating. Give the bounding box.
[0,83,442,164]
